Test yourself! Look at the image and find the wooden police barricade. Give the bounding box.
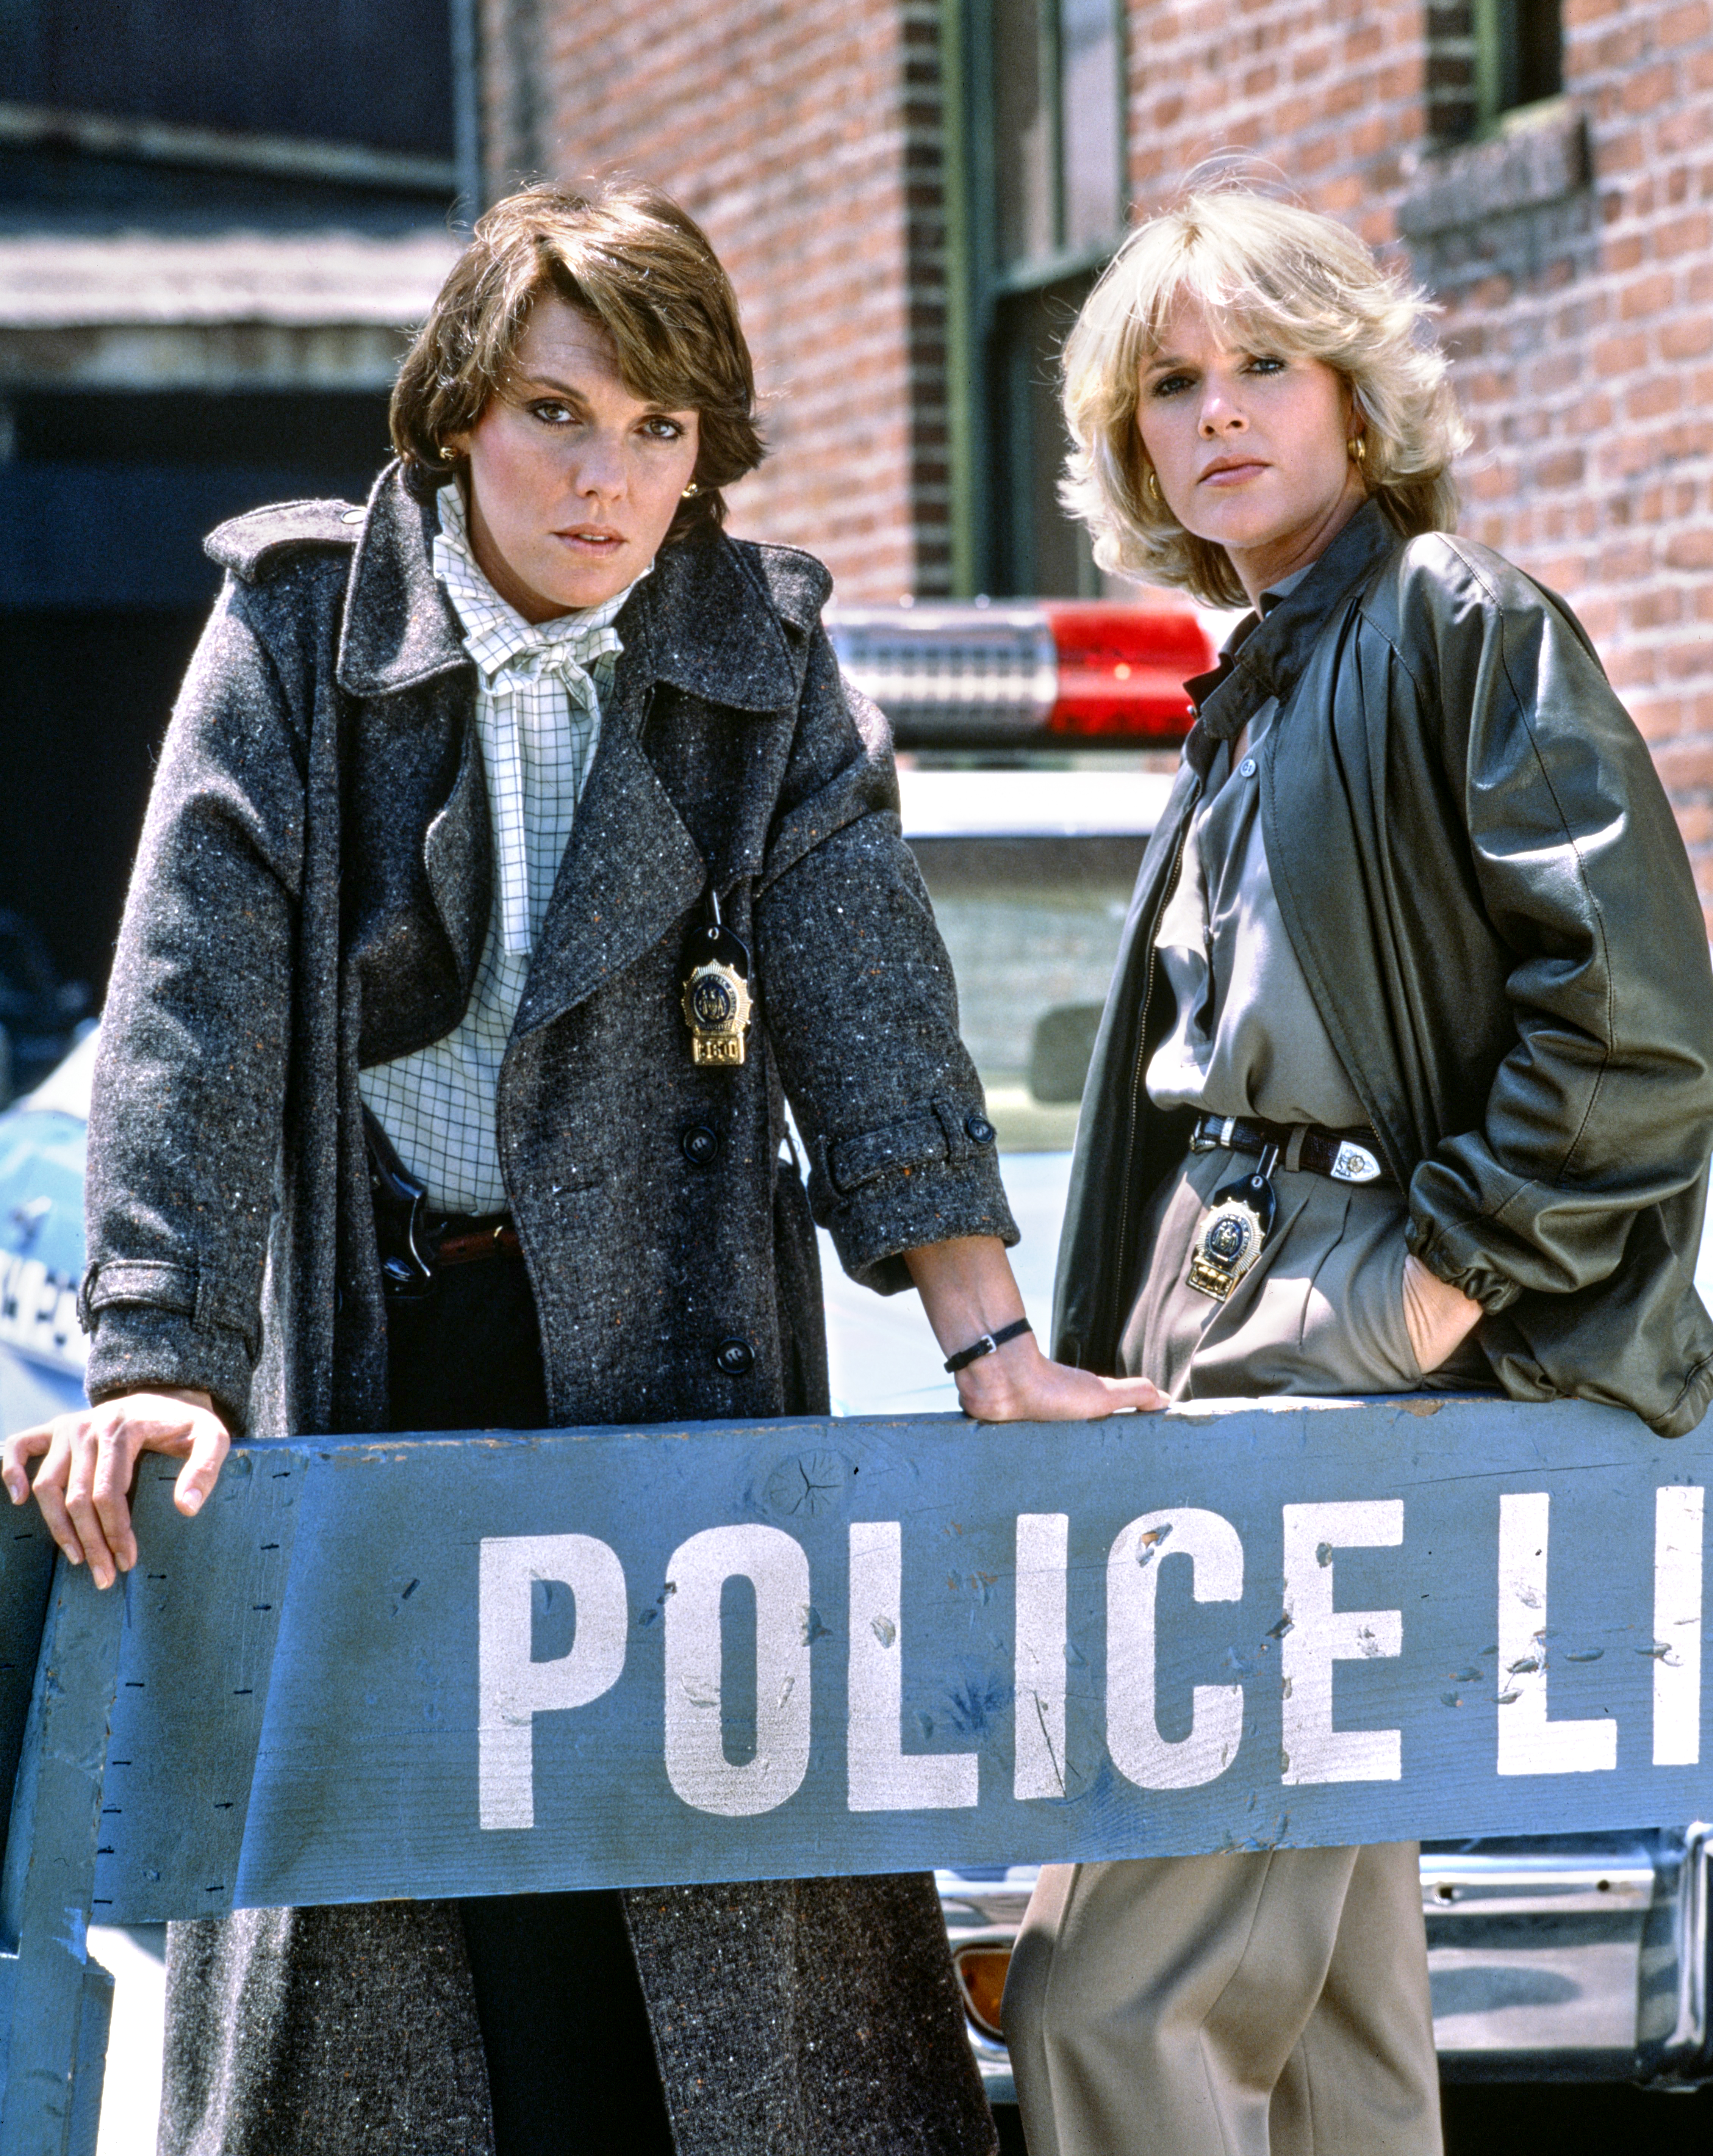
[2,1393,1710,2152]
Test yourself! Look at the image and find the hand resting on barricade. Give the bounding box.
[3,1387,231,1590]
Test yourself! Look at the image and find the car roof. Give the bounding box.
[897,768,1171,839]
[19,1024,98,1121]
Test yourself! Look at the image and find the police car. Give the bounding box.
[6,598,1713,2138]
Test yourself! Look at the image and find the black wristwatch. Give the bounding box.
[944,1317,1033,1374]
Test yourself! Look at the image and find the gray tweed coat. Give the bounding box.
[81,463,1013,2156]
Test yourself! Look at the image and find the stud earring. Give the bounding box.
[1145,468,1161,503]
[1348,435,1367,467]
[681,481,701,499]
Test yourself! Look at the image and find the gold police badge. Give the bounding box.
[681,897,752,1067]
[1186,1147,1280,1301]
[681,957,751,1066]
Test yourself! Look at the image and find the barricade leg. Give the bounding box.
[0,1563,125,2156]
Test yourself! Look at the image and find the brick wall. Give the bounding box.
[480,0,951,602]
[1118,0,1713,918]
[1432,1,1713,919]
[1122,0,1430,251]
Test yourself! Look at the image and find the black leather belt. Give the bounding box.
[1190,1113,1391,1185]
[365,1105,522,1298]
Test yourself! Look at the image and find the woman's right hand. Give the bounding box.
[1402,1253,1482,1376]
[2,1387,231,1590]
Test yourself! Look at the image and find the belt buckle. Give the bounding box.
[1330,1139,1382,1185]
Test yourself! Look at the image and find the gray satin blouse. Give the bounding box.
[1145,596,1367,1132]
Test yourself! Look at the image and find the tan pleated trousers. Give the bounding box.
[1001,1843,1441,2156]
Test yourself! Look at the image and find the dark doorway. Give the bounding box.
[0,388,393,994]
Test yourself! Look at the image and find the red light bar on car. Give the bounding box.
[824,599,1214,748]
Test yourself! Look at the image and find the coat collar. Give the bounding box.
[336,462,803,712]
[336,465,468,697]
[1182,499,1402,772]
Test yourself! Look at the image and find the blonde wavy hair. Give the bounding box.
[1061,187,1469,606]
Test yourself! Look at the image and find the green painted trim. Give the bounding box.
[989,235,1122,298]
[1472,0,1505,131]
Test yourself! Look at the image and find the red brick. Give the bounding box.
[1661,315,1713,360]
[1629,376,1684,418]
[1619,270,1678,318]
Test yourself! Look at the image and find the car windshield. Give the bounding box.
[909,831,1148,1151]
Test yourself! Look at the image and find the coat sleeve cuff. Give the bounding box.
[1403,1212,1524,1314]
[809,1096,1020,1294]
[83,1302,257,1435]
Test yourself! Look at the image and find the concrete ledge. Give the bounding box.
[1399,102,1590,241]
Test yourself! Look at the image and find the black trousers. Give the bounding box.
[386,1256,676,2156]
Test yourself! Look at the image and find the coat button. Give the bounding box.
[681,1123,721,1168]
[965,1114,997,1147]
[1238,755,1257,778]
[716,1336,754,1376]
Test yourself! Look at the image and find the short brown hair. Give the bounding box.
[391,180,765,544]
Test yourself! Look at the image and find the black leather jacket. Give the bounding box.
[1054,501,1713,1436]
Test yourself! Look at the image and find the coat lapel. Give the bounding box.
[1189,500,1400,749]
[336,465,470,698]
[511,539,812,1039]
[512,640,706,1041]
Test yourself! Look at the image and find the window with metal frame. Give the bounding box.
[1431,0,1563,142]
[947,0,1126,599]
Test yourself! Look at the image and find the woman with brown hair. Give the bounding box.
[5,181,1157,2155]
[1002,185,1713,2156]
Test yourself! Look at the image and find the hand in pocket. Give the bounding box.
[1401,1251,1482,1374]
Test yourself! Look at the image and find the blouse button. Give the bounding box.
[1239,756,1257,778]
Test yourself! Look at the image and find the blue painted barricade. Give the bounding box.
[1,1394,1710,2150]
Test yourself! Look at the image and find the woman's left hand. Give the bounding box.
[951,1329,1165,1422]
[903,1232,1164,1422]
[1401,1252,1483,1374]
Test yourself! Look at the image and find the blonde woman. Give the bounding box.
[1002,188,1713,2156]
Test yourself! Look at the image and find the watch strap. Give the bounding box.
[944,1316,1033,1374]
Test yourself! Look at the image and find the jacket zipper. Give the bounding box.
[1110,816,1191,1329]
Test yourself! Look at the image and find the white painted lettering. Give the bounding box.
[1654,1486,1704,1767]
[1496,1492,1616,1776]
[1106,1508,1244,1790]
[1281,1501,1403,1785]
[663,1525,812,1816]
[1014,1514,1068,1799]
[478,1534,627,1830]
[847,1522,978,1811]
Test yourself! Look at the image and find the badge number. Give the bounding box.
[682,961,751,1067]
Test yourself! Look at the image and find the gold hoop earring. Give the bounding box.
[681,481,701,499]
[1348,435,1367,467]
[1145,468,1161,503]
